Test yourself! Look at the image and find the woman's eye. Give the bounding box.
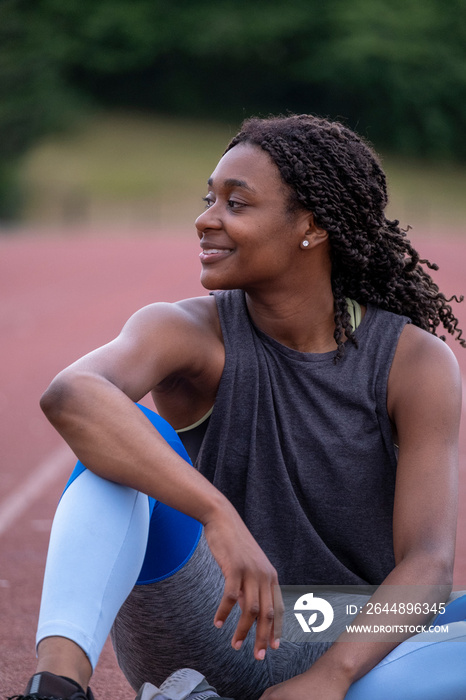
[201,196,244,211]
[227,200,243,209]
[202,196,214,209]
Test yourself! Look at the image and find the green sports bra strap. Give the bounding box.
[346,298,362,331]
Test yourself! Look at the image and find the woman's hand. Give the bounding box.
[203,505,283,661]
[259,665,351,700]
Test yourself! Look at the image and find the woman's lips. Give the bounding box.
[199,248,233,263]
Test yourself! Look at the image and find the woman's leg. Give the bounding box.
[35,401,466,699]
[36,469,151,673]
[112,530,332,700]
[342,593,466,700]
[34,405,201,690]
[202,593,466,700]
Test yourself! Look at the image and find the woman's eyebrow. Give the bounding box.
[207,177,256,193]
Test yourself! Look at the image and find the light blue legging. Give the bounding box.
[37,404,466,699]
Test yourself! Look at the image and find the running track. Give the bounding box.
[1,229,465,698]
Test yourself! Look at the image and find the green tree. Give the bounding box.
[2,0,466,219]
[52,0,466,159]
[0,0,78,218]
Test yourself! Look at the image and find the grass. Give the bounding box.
[383,156,466,236]
[18,111,466,235]
[19,111,238,232]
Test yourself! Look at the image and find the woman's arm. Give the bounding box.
[40,297,280,660]
[260,324,461,699]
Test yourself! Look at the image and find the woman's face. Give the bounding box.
[195,142,312,292]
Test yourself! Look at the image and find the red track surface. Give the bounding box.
[1,229,465,698]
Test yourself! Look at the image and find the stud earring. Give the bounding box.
[302,240,310,247]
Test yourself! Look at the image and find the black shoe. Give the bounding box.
[7,672,95,700]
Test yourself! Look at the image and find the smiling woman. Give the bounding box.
[196,143,330,301]
[10,115,466,700]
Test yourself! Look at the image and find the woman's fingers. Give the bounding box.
[204,511,281,658]
[251,581,276,660]
[271,584,284,648]
[230,577,263,655]
[216,567,281,660]
[213,573,242,629]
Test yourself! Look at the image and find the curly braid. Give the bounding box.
[225,114,465,360]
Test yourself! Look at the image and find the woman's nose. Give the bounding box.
[195,203,220,237]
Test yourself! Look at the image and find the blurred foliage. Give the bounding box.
[0,0,80,217]
[1,0,466,219]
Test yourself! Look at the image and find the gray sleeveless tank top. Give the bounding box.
[196,290,411,586]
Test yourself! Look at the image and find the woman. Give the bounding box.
[11,115,466,700]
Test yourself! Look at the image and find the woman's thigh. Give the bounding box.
[111,532,329,700]
[113,547,466,700]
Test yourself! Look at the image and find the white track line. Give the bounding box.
[0,444,74,538]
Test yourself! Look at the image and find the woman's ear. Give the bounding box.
[301,214,328,249]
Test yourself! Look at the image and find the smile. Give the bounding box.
[199,248,233,262]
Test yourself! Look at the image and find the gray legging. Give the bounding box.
[112,530,332,698]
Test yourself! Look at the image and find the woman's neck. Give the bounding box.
[245,280,337,354]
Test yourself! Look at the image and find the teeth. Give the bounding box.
[203,249,231,255]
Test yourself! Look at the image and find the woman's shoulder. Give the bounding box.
[388,323,461,417]
[128,296,225,422]
[393,322,459,370]
[174,295,221,332]
[116,295,224,383]
[127,294,221,340]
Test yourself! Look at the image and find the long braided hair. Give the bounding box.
[225,114,465,360]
